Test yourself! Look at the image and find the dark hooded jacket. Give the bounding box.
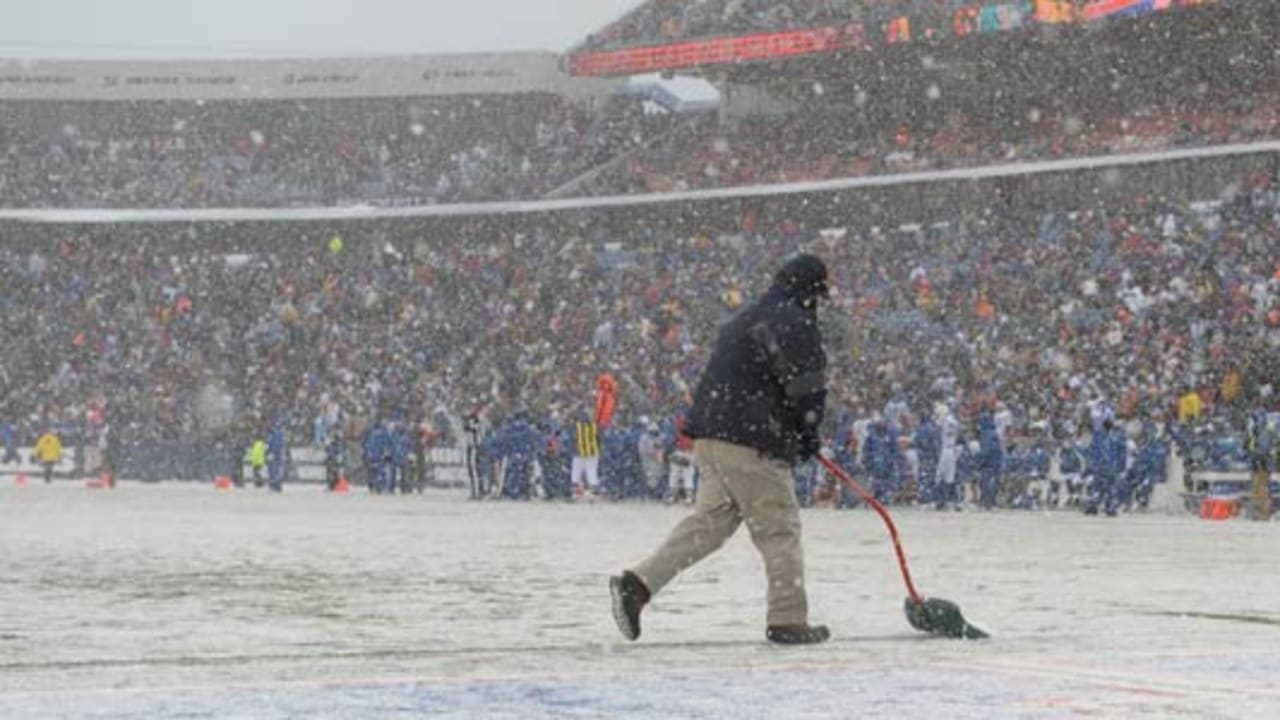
[685,255,828,463]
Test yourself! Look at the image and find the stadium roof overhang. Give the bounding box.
[0,52,619,102]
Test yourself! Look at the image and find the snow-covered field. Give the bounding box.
[1,482,1277,718]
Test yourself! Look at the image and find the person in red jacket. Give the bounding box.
[595,373,617,428]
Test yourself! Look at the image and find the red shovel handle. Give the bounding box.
[817,454,924,606]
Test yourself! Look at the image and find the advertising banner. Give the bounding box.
[569,0,1217,77]
[569,25,868,77]
[0,52,617,101]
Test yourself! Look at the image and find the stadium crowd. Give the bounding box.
[602,92,1280,194]
[0,94,668,208]
[1,0,1273,512]
[2,167,1278,510]
[4,87,1276,208]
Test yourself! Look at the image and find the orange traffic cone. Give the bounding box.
[1199,497,1238,521]
[214,476,233,490]
[333,476,350,494]
[101,473,115,490]
[15,472,27,487]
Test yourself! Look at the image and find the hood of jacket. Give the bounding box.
[772,254,830,304]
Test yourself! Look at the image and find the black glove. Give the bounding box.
[798,431,821,462]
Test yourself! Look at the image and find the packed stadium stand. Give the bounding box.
[1,0,1277,508]
[3,2,1271,209]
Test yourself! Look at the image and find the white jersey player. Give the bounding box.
[935,408,961,510]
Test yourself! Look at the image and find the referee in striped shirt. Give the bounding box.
[572,418,601,499]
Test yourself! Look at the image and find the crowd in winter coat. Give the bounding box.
[2,173,1279,500]
[0,94,664,209]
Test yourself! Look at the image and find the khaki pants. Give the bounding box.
[632,439,808,627]
[1252,468,1272,521]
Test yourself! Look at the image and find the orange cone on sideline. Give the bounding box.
[1199,497,1238,521]
[333,476,350,494]
[101,473,115,490]
[15,472,27,487]
[214,476,233,490]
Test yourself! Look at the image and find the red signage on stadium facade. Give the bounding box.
[569,25,868,77]
[570,0,1217,77]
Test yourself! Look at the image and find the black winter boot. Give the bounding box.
[766,624,831,645]
[610,571,650,641]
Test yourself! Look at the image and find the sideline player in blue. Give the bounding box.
[266,417,288,493]
[1130,421,1168,510]
[537,417,573,500]
[390,422,411,494]
[977,408,1004,509]
[499,413,540,500]
[1054,424,1081,508]
[863,420,893,503]
[363,421,392,494]
[1086,419,1127,516]
[913,409,941,505]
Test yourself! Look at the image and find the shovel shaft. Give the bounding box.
[817,455,924,606]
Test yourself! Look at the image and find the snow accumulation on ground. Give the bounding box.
[1,483,1277,719]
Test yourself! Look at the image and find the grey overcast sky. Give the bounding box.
[0,0,642,59]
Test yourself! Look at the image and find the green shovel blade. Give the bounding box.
[904,597,989,640]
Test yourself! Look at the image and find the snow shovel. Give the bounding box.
[817,454,988,640]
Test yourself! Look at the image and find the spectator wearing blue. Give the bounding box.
[432,405,454,447]
[863,420,893,503]
[312,414,330,450]
[1055,425,1085,509]
[1016,435,1051,510]
[1028,436,1051,485]
[883,386,910,433]
[600,422,639,499]
[792,457,818,509]
[1130,421,1168,510]
[977,408,1003,510]
[538,418,574,500]
[390,422,412,494]
[913,409,941,505]
[832,410,859,509]
[500,413,540,501]
[0,419,18,464]
[1104,421,1130,516]
[1084,422,1108,514]
[363,422,392,494]
[1086,420,1127,516]
[266,417,288,493]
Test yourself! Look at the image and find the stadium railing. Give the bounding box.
[2,140,1276,225]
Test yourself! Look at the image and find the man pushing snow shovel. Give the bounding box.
[611,254,832,645]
